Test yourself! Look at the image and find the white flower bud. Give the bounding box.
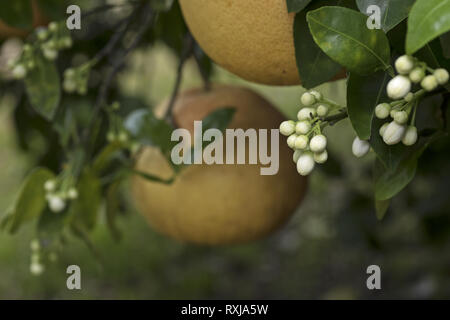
[118,131,128,142]
[43,48,58,61]
[402,126,418,146]
[404,92,414,103]
[63,79,77,93]
[387,75,411,100]
[297,152,315,176]
[297,108,316,121]
[48,22,58,32]
[393,110,408,124]
[44,179,56,192]
[12,64,27,79]
[295,120,311,134]
[316,104,329,117]
[48,196,66,213]
[293,150,302,163]
[309,134,327,153]
[395,55,415,75]
[301,92,316,106]
[310,90,322,101]
[379,122,389,136]
[64,68,75,79]
[313,150,328,164]
[434,68,449,85]
[375,103,391,119]
[67,188,78,200]
[287,134,297,149]
[279,120,296,136]
[409,68,425,83]
[421,75,438,92]
[294,135,309,150]
[30,262,45,276]
[36,27,49,41]
[383,121,406,145]
[352,137,370,158]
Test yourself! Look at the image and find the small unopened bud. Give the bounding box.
[375,103,390,119]
[309,90,322,101]
[395,55,415,75]
[297,108,316,121]
[44,180,56,192]
[30,262,45,276]
[297,152,315,176]
[421,75,438,92]
[48,22,58,32]
[404,92,414,103]
[294,135,309,150]
[352,137,370,158]
[67,188,78,200]
[30,239,40,252]
[383,121,406,145]
[295,121,311,134]
[43,48,58,61]
[63,79,77,93]
[313,150,328,164]
[393,110,408,124]
[402,126,418,146]
[316,104,329,117]
[287,134,297,149]
[36,27,49,41]
[409,68,425,83]
[48,196,66,213]
[12,64,27,79]
[433,68,449,85]
[379,122,389,136]
[279,120,295,136]
[309,134,327,153]
[301,92,316,106]
[293,150,302,163]
[387,75,411,100]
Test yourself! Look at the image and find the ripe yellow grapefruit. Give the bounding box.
[132,85,308,245]
[0,0,47,39]
[179,0,344,86]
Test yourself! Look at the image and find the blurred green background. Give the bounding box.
[0,42,449,299]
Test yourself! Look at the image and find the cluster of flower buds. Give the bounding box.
[7,22,72,80]
[30,239,45,276]
[106,102,130,144]
[375,56,449,146]
[280,91,335,176]
[63,64,90,95]
[44,179,78,213]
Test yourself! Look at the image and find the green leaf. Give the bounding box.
[356,0,416,32]
[307,6,391,75]
[286,0,313,13]
[150,0,175,12]
[7,168,55,233]
[440,32,450,59]
[406,0,450,54]
[70,169,101,230]
[200,107,236,133]
[375,199,391,220]
[293,1,343,89]
[347,71,390,140]
[129,168,175,184]
[24,54,61,121]
[124,109,175,157]
[0,0,33,29]
[36,0,69,21]
[415,40,450,91]
[105,182,122,242]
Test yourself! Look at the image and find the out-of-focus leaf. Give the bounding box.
[356,0,415,32]
[406,0,450,54]
[24,54,61,121]
[150,0,175,12]
[347,71,389,140]
[307,6,391,75]
[105,182,122,242]
[0,0,32,29]
[293,0,343,89]
[70,169,101,230]
[201,107,236,133]
[7,168,55,233]
[440,32,450,59]
[375,199,390,220]
[286,0,313,13]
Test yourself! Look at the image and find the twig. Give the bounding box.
[321,111,348,126]
[164,33,195,122]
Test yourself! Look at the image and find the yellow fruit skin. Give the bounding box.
[179,0,299,86]
[132,85,308,245]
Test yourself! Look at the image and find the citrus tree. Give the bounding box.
[0,0,449,275]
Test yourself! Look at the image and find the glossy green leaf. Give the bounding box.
[201,107,236,133]
[375,199,390,220]
[356,0,416,32]
[8,168,55,233]
[347,71,389,140]
[293,0,343,89]
[0,0,32,29]
[406,0,450,54]
[70,169,101,230]
[307,6,391,75]
[286,0,312,13]
[24,54,61,121]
